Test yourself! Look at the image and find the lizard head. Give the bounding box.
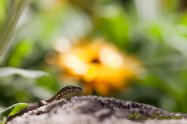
[56,85,83,100]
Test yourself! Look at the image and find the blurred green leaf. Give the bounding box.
[0,67,48,78]
[0,117,6,124]
[95,4,130,49]
[7,40,34,67]
[7,103,28,116]
[0,103,28,123]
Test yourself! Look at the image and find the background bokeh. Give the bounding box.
[1,0,187,113]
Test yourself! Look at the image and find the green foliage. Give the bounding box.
[0,103,28,124]
[7,40,34,67]
[95,4,130,48]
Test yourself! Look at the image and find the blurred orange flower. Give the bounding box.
[54,38,143,96]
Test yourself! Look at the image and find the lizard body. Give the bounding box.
[7,85,83,121]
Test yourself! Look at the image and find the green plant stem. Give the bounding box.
[0,0,30,65]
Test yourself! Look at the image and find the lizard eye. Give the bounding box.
[56,95,62,100]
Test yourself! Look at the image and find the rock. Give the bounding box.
[7,96,187,124]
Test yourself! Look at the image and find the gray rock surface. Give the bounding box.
[7,96,187,124]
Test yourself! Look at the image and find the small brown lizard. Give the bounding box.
[7,85,83,121]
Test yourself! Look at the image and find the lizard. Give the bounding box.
[5,85,83,121]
